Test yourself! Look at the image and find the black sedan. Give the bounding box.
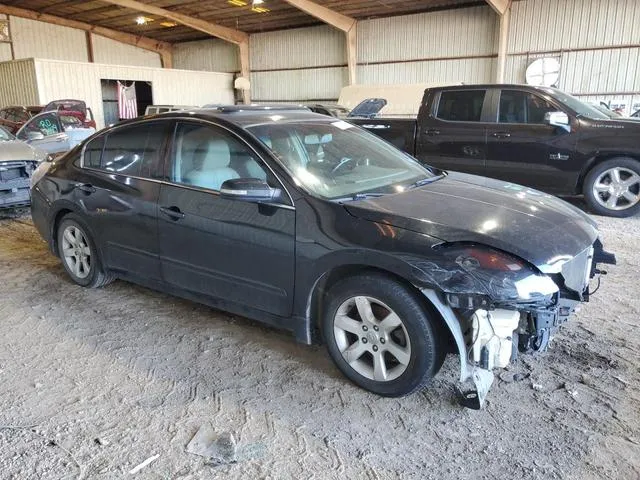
[30,106,615,407]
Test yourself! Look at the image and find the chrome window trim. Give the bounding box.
[78,116,296,209]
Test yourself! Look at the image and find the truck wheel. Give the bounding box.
[322,274,444,397]
[57,213,114,288]
[583,157,640,217]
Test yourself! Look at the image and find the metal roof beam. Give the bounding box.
[97,0,248,44]
[486,0,511,16]
[0,3,172,55]
[281,0,355,32]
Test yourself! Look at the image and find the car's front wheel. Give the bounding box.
[584,157,640,217]
[57,213,114,288]
[322,274,443,397]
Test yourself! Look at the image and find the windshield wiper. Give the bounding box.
[406,175,444,190]
[335,192,388,202]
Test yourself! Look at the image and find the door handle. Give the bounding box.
[55,134,69,142]
[425,129,440,136]
[492,132,511,138]
[160,206,185,220]
[74,183,95,193]
[362,124,391,129]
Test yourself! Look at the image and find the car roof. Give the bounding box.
[431,83,560,91]
[144,105,333,128]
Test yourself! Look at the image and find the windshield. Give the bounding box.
[248,120,435,200]
[60,115,83,129]
[0,127,14,141]
[540,87,610,120]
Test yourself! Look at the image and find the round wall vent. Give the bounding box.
[525,58,560,87]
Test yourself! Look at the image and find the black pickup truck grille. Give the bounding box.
[0,161,36,208]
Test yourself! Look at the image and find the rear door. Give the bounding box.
[75,120,170,281]
[485,89,577,191]
[157,121,296,317]
[415,88,490,176]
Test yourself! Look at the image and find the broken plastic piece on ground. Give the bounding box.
[186,424,237,466]
[458,389,481,410]
[458,368,494,410]
[129,454,159,475]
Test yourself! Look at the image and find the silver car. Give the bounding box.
[15,111,95,156]
[0,126,49,208]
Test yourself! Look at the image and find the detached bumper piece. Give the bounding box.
[0,161,35,208]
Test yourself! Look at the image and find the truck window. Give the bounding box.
[499,90,557,124]
[436,90,486,122]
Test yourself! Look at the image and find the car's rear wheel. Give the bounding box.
[322,274,443,397]
[584,157,640,217]
[57,214,114,288]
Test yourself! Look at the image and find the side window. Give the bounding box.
[13,109,30,123]
[17,113,61,139]
[436,90,487,122]
[171,122,268,191]
[83,136,105,169]
[499,90,557,124]
[99,123,166,177]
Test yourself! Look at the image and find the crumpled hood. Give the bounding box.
[0,140,45,162]
[344,172,598,272]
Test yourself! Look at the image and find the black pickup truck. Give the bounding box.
[349,84,640,217]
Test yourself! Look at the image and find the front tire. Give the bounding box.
[322,274,443,397]
[583,157,640,217]
[57,213,114,288]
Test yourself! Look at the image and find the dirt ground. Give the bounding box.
[0,205,639,480]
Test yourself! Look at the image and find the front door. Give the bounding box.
[485,89,577,192]
[415,88,489,176]
[158,121,296,317]
[17,112,71,154]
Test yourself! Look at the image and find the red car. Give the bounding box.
[42,100,96,129]
[0,105,43,134]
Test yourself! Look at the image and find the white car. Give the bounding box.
[16,111,95,156]
[0,126,49,208]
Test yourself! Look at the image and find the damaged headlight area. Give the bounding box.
[411,243,559,307]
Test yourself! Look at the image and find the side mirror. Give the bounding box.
[545,111,571,132]
[220,178,281,203]
[26,131,45,141]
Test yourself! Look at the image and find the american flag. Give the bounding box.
[118,81,138,119]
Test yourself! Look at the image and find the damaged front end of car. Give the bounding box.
[410,239,616,409]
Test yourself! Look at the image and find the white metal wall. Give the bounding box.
[92,34,162,68]
[505,0,640,114]
[10,16,88,63]
[249,25,346,101]
[34,59,234,129]
[169,0,639,106]
[0,58,38,107]
[173,39,239,73]
[2,15,164,68]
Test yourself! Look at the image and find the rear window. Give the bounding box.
[436,90,487,122]
[82,123,166,178]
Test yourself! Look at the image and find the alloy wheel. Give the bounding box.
[333,296,411,382]
[61,225,92,279]
[592,167,640,211]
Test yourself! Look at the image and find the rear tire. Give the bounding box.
[583,157,640,217]
[56,213,114,288]
[322,274,444,397]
